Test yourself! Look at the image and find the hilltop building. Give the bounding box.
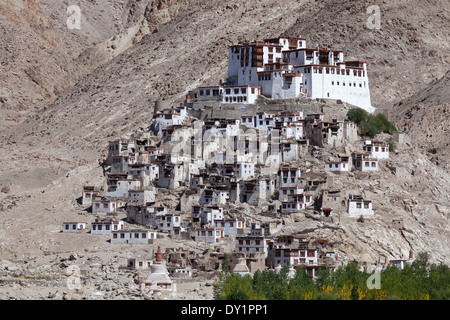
[198,36,373,112]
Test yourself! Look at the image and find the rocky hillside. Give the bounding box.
[391,70,450,170]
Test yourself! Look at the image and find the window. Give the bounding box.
[113,233,117,239]
[371,162,376,167]
[357,203,362,208]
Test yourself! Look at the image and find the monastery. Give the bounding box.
[67,35,411,291]
[198,36,375,113]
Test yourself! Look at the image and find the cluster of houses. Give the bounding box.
[66,102,390,277]
[62,219,158,244]
[61,36,408,290]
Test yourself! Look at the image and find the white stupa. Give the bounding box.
[141,246,177,293]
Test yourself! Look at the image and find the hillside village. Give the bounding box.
[60,36,416,297]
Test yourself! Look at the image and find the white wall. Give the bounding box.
[348,200,374,217]
[111,231,157,244]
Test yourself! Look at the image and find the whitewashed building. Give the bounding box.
[324,161,350,172]
[195,227,225,243]
[81,186,101,206]
[106,174,141,198]
[267,245,319,268]
[191,205,224,225]
[199,188,230,205]
[106,139,136,165]
[235,223,268,257]
[159,214,183,234]
[91,220,124,235]
[111,230,157,244]
[278,167,309,187]
[222,36,373,112]
[197,85,260,104]
[361,139,389,159]
[214,218,246,235]
[347,195,374,217]
[150,106,187,134]
[127,189,156,207]
[92,197,125,214]
[352,153,379,171]
[62,222,87,233]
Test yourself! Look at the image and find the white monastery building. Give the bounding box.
[195,227,225,243]
[352,153,379,171]
[198,36,374,112]
[111,230,158,244]
[91,220,125,235]
[347,195,374,217]
[324,161,350,172]
[361,139,389,159]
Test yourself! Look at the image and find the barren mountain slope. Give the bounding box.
[391,70,450,170]
[0,0,83,127]
[0,0,158,127]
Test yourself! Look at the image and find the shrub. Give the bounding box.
[347,108,369,125]
[387,137,397,152]
[347,108,397,138]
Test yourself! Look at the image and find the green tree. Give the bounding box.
[348,108,397,138]
[347,108,369,125]
[222,253,229,274]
